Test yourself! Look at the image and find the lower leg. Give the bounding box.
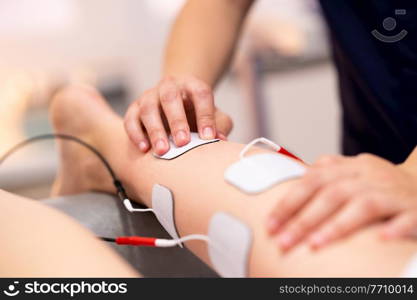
[50,85,417,277]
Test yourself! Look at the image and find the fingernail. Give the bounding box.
[138,141,148,151]
[156,139,167,152]
[202,126,214,139]
[175,130,188,144]
[309,233,326,248]
[267,218,281,233]
[277,232,293,249]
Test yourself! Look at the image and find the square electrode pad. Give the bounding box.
[154,132,220,160]
[224,153,306,194]
[208,212,252,277]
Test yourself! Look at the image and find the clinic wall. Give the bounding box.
[214,62,340,163]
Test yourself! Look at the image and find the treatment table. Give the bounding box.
[43,193,218,277]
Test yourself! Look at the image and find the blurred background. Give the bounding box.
[0,0,340,198]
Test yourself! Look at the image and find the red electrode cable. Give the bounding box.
[239,137,304,163]
[102,234,209,248]
[115,236,158,246]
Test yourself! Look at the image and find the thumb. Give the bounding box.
[381,212,417,239]
[214,110,233,137]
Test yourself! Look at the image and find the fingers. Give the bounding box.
[159,79,190,146]
[267,176,318,234]
[274,179,355,251]
[267,166,342,234]
[308,195,386,249]
[381,211,417,239]
[267,155,369,235]
[124,101,149,152]
[184,79,216,140]
[139,90,169,155]
[125,75,227,152]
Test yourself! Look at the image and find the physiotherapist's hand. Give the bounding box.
[124,75,233,155]
[267,153,417,251]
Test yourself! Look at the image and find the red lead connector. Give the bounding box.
[277,146,303,163]
[99,234,210,248]
[114,236,180,247]
[101,234,209,247]
[115,236,157,247]
[239,137,304,163]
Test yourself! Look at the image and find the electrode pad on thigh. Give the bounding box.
[402,254,417,277]
[225,153,306,194]
[207,212,252,277]
[154,132,220,160]
[151,184,182,246]
[224,137,306,194]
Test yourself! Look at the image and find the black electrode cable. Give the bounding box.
[0,133,130,243]
[0,134,214,248]
[100,237,117,243]
[0,133,117,181]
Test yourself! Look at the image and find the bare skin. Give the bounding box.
[124,0,253,153]
[45,85,417,277]
[1,84,415,277]
[0,189,138,277]
[122,0,417,256]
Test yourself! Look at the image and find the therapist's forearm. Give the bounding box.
[162,0,254,87]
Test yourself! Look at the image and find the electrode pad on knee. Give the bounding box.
[207,212,252,277]
[225,138,306,194]
[154,132,220,160]
[151,184,182,246]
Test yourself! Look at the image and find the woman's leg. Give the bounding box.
[0,189,138,277]
[50,85,417,277]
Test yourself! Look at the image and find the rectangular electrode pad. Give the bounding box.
[154,132,220,160]
[207,212,252,277]
[224,153,306,194]
[151,184,182,246]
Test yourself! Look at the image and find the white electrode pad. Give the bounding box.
[154,132,220,160]
[207,212,252,277]
[402,254,417,277]
[151,184,182,246]
[225,153,306,194]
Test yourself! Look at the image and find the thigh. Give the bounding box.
[0,190,138,277]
